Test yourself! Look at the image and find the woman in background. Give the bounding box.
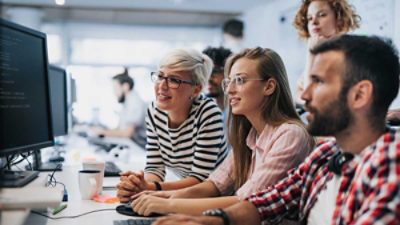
[293,0,360,104]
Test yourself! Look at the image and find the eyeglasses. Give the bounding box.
[150,72,197,89]
[221,75,265,93]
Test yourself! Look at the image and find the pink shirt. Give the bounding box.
[208,122,313,200]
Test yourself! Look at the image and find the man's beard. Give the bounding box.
[207,84,223,98]
[306,93,352,136]
[118,94,125,103]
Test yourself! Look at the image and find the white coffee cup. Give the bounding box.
[82,160,105,194]
[79,170,101,200]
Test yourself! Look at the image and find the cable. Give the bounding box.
[1,152,32,171]
[21,152,33,170]
[46,164,63,187]
[1,154,18,170]
[31,208,115,219]
[44,164,68,201]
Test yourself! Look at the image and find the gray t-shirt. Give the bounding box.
[119,90,147,147]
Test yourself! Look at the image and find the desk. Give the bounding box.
[1,135,176,225]
[22,166,136,225]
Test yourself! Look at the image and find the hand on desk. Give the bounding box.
[135,190,176,199]
[153,214,221,225]
[131,194,171,216]
[116,171,153,203]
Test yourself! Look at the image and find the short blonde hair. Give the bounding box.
[293,0,360,39]
[158,48,213,87]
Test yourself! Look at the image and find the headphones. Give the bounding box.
[327,151,354,175]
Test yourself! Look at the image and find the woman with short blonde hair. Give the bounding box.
[116,48,229,201]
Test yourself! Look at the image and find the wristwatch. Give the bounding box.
[153,181,162,191]
[202,208,230,225]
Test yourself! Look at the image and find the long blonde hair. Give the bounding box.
[225,47,304,190]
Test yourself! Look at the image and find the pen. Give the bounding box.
[52,204,67,215]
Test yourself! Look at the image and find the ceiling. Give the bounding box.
[1,0,268,26]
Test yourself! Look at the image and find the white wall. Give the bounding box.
[39,21,222,125]
[243,0,400,108]
[242,0,304,102]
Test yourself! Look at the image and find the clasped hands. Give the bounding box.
[116,171,175,216]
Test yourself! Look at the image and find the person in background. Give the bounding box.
[116,49,228,199]
[293,0,360,104]
[152,35,400,225]
[92,69,147,147]
[202,46,232,118]
[222,19,244,53]
[128,48,313,223]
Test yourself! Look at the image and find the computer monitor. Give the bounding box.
[29,65,69,172]
[49,65,68,137]
[0,19,53,187]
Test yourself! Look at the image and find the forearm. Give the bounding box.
[225,201,261,225]
[145,173,163,182]
[102,126,134,138]
[168,196,240,216]
[157,177,201,191]
[172,181,220,199]
[144,174,201,191]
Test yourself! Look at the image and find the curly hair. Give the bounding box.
[293,0,360,39]
[202,46,232,71]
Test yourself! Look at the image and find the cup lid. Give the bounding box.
[79,170,101,173]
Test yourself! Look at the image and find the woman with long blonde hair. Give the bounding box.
[130,48,313,220]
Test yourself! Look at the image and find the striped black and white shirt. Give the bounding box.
[144,95,228,181]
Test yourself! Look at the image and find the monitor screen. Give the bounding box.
[0,19,53,157]
[48,65,68,137]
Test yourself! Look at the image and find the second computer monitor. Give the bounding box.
[48,65,68,137]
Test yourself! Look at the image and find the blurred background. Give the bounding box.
[1,0,399,128]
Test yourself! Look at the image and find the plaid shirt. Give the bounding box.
[247,128,400,225]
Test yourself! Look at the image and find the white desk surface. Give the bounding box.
[0,135,173,225]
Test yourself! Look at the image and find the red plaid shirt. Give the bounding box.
[247,128,400,225]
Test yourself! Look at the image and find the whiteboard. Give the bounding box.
[351,0,395,38]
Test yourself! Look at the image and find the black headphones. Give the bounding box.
[327,151,354,175]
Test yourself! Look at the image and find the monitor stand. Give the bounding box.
[0,170,39,188]
[26,150,62,172]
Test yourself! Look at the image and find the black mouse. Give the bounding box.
[116,204,163,218]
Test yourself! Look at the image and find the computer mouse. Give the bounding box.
[116,204,163,218]
[124,202,132,209]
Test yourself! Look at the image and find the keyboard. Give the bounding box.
[104,161,122,177]
[113,219,155,225]
[88,137,118,152]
